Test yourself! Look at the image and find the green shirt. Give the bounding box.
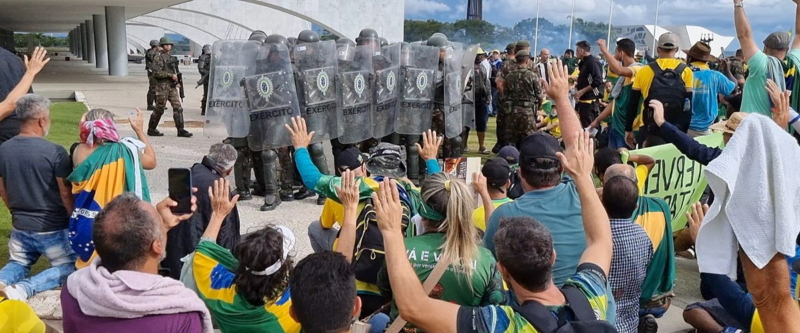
[632,196,675,306]
[611,64,644,136]
[740,51,773,116]
[377,233,505,330]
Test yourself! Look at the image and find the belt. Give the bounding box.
[511,101,532,107]
[578,99,598,104]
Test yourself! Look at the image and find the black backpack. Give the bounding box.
[512,285,618,333]
[507,169,524,200]
[349,195,413,284]
[643,62,690,134]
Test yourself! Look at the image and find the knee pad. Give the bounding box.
[261,149,278,163]
[309,143,325,158]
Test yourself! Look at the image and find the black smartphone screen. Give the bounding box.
[168,168,193,215]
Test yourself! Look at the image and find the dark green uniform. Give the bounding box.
[504,63,543,147]
[197,52,211,115]
[149,51,190,136]
[145,47,159,109]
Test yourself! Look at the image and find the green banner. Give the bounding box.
[631,133,725,231]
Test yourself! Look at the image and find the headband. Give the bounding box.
[246,225,296,276]
[80,119,120,147]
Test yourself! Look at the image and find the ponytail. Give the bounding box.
[421,173,480,279]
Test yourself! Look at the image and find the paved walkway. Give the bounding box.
[27,54,697,332]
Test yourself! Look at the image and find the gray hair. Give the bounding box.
[604,164,638,184]
[84,108,115,121]
[15,94,51,122]
[207,143,237,171]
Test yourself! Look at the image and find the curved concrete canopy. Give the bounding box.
[128,17,219,46]
[163,8,254,32]
[141,15,224,40]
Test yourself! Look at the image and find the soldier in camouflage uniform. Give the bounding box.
[494,42,533,152]
[503,50,544,147]
[148,37,192,138]
[727,49,747,86]
[145,40,160,111]
[197,44,211,116]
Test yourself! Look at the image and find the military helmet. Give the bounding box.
[265,34,289,47]
[356,28,379,45]
[150,40,159,47]
[431,33,447,39]
[248,30,268,43]
[202,44,211,54]
[337,38,356,47]
[426,34,448,49]
[379,37,389,47]
[159,36,174,46]
[297,30,320,44]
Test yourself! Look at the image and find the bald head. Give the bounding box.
[604,164,637,184]
[539,49,550,63]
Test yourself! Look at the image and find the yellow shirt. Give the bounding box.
[0,298,46,333]
[473,197,513,231]
[635,164,649,195]
[632,58,693,99]
[544,117,561,138]
[320,199,345,229]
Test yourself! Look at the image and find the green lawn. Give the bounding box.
[463,117,498,164]
[0,102,85,275]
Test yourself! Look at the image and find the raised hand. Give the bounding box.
[156,188,198,230]
[285,116,315,149]
[372,177,403,233]
[128,108,145,134]
[766,79,790,129]
[415,129,443,161]
[209,179,239,218]
[556,130,595,179]
[335,169,362,210]
[542,59,570,102]
[24,47,50,75]
[471,171,488,195]
[686,202,709,244]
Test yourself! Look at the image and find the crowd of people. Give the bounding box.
[1,0,800,332]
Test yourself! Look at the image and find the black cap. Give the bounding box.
[482,158,511,193]
[335,147,365,172]
[498,146,520,165]
[519,132,562,167]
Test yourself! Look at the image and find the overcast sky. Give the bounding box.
[405,0,798,50]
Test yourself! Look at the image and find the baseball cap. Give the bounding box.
[482,158,511,193]
[335,147,366,172]
[366,143,407,179]
[498,146,520,165]
[492,49,500,54]
[763,32,790,50]
[709,112,749,134]
[519,132,562,167]
[657,32,680,50]
[516,40,531,48]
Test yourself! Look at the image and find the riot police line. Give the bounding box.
[202,28,479,211]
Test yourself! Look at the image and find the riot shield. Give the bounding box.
[371,43,401,139]
[443,44,464,139]
[293,40,339,142]
[336,45,373,144]
[395,44,438,135]
[462,44,480,92]
[243,43,301,150]
[462,69,476,128]
[204,40,259,138]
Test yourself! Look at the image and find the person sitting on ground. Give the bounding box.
[307,147,368,254]
[190,179,300,333]
[61,193,214,333]
[594,147,655,194]
[68,107,157,268]
[602,176,653,333]
[535,107,562,139]
[484,59,589,287]
[374,172,505,332]
[372,128,616,332]
[289,251,361,333]
[604,164,675,328]
[287,118,443,317]
[0,47,49,145]
[0,94,76,300]
[498,146,525,200]
[163,143,241,280]
[472,157,513,232]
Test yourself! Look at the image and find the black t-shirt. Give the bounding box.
[577,56,603,100]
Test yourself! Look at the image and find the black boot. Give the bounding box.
[293,186,315,200]
[237,190,253,201]
[174,110,193,138]
[147,91,155,111]
[148,110,164,137]
[260,194,282,211]
[316,194,326,205]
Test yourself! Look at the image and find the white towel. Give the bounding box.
[697,114,800,279]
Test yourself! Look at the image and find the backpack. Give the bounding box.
[643,62,690,134]
[507,168,524,200]
[349,184,415,284]
[512,285,618,333]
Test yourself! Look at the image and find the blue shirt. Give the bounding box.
[483,177,587,287]
[688,63,736,132]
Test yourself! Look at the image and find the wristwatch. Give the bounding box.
[734,1,744,8]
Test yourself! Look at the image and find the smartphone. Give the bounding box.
[168,168,193,215]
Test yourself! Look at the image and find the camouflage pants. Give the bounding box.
[154,80,182,116]
[494,99,512,150]
[432,108,462,157]
[147,75,156,106]
[504,106,537,148]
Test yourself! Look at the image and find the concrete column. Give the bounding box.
[80,23,88,60]
[93,14,108,69]
[77,25,83,58]
[190,41,201,57]
[106,6,128,76]
[85,19,95,64]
